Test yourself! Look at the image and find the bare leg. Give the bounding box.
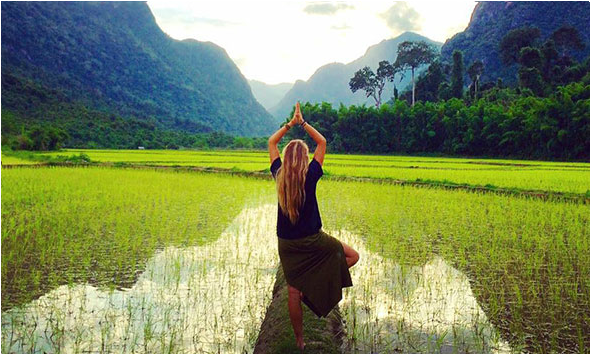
[287,284,305,350]
[340,240,360,268]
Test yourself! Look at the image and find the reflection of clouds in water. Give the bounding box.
[1,204,279,354]
[331,229,512,354]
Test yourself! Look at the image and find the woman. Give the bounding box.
[268,102,359,350]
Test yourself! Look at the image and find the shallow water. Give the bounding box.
[2,203,511,353]
[1,204,279,353]
[332,229,512,353]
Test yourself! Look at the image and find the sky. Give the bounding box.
[147,0,477,85]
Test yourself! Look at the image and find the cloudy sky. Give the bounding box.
[147,0,476,85]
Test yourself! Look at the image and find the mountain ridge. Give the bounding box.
[270,31,442,119]
[1,1,278,137]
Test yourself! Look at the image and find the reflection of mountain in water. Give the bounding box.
[2,204,511,353]
[1,204,280,353]
[332,229,512,353]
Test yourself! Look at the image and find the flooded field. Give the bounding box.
[1,161,589,353]
[2,205,278,353]
[333,229,510,353]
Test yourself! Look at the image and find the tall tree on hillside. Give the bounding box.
[350,67,379,107]
[394,41,437,106]
[349,61,396,108]
[377,60,402,102]
[499,26,541,65]
[451,50,464,99]
[551,25,584,57]
[467,60,484,99]
[518,47,545,95]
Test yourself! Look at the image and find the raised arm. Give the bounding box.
[268,109,298,163]
[294,102,326,165]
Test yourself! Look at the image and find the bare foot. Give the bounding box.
[296,338,306,350]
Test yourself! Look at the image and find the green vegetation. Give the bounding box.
[284,78,589,161]
[5,149,588,195]
[1,160,588,353]
[1,1,589,353]
[440,2,589,85]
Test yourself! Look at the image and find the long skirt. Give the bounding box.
[277,229,353,318]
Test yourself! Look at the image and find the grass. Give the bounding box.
[1,166,272,310]
[1,150,589,353]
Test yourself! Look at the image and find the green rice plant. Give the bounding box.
[30,148,590,194]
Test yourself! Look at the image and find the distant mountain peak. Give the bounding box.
[270,33,442,119]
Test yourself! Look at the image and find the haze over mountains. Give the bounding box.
[248,80,293,111]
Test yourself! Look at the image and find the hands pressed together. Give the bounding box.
[289,102,304,127]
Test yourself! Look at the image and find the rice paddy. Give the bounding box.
[1,150,589,353]
[13,148,590,194]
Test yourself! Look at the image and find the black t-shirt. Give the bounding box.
[270,157,323,239]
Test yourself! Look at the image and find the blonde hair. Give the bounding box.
[276,139,309,225]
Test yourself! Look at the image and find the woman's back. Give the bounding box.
[271,157,324,239]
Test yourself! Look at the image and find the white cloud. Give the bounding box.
[303,2,354,15]
[379,3,422,34]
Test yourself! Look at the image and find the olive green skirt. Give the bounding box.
[277,229,353,318]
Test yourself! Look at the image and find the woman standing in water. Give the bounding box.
[268,102,359,350]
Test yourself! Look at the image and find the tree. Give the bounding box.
[394,41,437,106]
[467,60,484,99]
[519,47,543,70]
[518,67,545,96]
[451,50,464,99]
[377,60,402,103]
[415,60,446,102]
[551,25,584,57]
[540,39,559,84]
[350,67,379,107]
[349,62,395,108]
[517,47,546,96]
[499,26,541,65]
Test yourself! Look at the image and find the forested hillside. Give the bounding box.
[1,1,277,139]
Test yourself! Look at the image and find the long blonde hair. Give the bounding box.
[276,139,309,225]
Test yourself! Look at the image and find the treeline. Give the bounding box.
[1,109,268,151]
[1,71,269,151]
[283,78,589,161]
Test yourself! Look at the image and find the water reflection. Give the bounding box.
[2,204,511,354]
[331,229,512,353]
[1,204,279,353]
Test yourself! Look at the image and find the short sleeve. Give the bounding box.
[308,158,323,182]
[270,157,281,179]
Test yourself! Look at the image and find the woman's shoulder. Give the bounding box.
[307,158,323,179]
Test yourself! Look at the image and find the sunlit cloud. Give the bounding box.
[379,2,422,33]
[303,2,354,15]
